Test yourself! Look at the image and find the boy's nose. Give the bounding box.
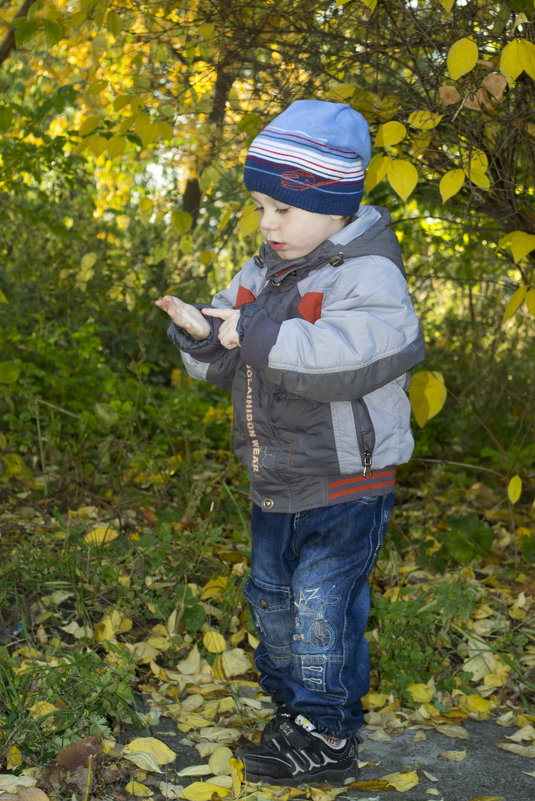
[261,210,278,231]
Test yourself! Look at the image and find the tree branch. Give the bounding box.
[0,0,38,66]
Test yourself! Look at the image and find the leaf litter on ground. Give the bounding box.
[0,474,534,799]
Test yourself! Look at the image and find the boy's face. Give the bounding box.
[250,192,348,261]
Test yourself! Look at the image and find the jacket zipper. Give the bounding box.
[354,398,376,476]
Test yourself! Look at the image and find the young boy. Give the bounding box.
[156,100,425,787]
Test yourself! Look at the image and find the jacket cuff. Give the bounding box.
[240,308,281,368]
[167,317,227,363]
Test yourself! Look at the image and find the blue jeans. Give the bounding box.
[243,494,394,739]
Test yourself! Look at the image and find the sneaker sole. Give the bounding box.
[243,765,358,787]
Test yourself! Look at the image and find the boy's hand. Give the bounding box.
[203,307,241,350]
[155,296,211,340]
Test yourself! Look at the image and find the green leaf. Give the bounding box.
[79,116,102,137]
[113,94,131,111]
[171,210,193,234]
[42,17,64,46]
[135,114,158,147]
[0,362,20,384]
[13,18,39,47]
[87,80,108,95]
[180,234,193,254]
[94,402,119,428]
[445,514,493,563]
[0,105,13,133]
[107,135,127,158]
[156,120,174,141]
[85,134,108,157]
[447,37,479,80]
[106,11,123,36]
[408,370,447,427]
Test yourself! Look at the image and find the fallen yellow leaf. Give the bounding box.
[503,723,535,742]
[362,691,389,710]
[28,701,57,720]
[201,576,228,600]
[208,746,233,775]
[455,693,492,720]
[497,742,535,758]
[0,776,35,794]
[229,757,243,796]
[180,781,231,800]
[122,737,176,766]
[124,641,161,664]
[125,780,153,797]
[176,764,212,777]
[203,630,227,653]
[94,609,132,642]
[307,787,345,801]
[176,713,215,732]
[220,647,252,677]
[467,797,505,801]
[6,745,22,769]
[17,788,51,801]
[434,723,470,739]
[407,683,434,704]
[177,644,202,674]
[59,620,93,639]
[122,750,162,772]
[83,524,119,545]
[438,749,467,761]
[347,779,391,790]
[159,781,183,800]
[382,770,419,791]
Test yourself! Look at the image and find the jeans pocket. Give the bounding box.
[243,575,294,653]
[243,575,292,613]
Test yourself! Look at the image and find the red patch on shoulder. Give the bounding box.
[235,286,256,307]
[298,291,324,323]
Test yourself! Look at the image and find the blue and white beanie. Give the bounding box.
[243,99,371,216]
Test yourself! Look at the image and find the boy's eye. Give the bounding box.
[276,207,289,214]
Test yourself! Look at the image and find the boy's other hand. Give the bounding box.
[155,296,211,340]
[203,307,241,350]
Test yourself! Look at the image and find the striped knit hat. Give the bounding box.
[243,100,371,216]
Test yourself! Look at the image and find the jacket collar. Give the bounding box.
[254,206,401,281]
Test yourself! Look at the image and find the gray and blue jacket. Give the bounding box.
[168,205,425,513]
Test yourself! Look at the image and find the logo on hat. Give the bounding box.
[281,169,339,191]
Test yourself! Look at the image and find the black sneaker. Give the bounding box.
[239,714,358,786]
[260,703,295,743]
